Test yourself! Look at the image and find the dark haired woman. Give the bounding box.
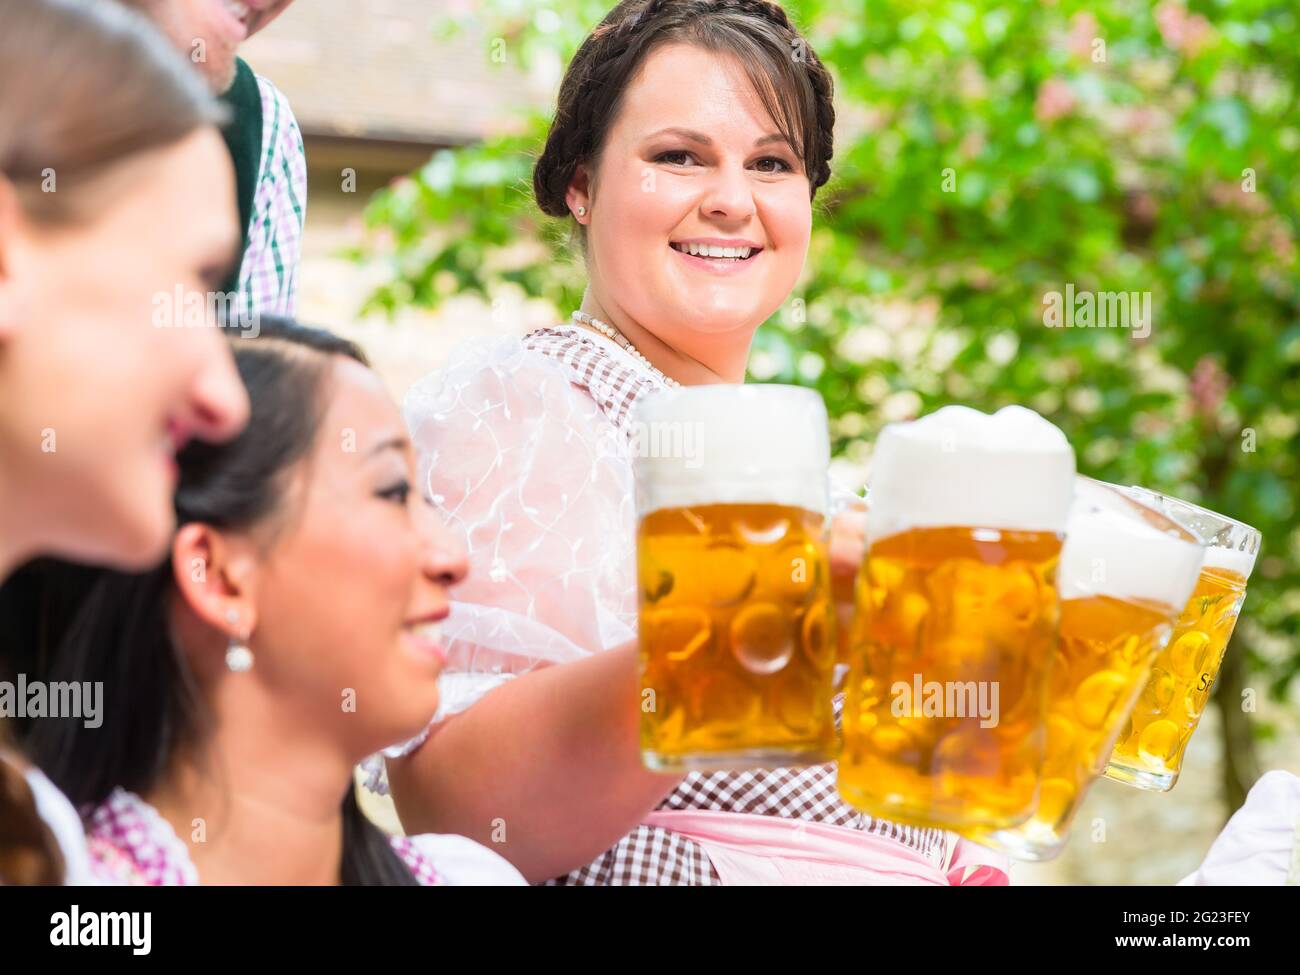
[393,0,1008,884]
[0,0,249,885]
[26,317,523,885]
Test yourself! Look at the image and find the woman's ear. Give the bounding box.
[565,164,592,224]
[171,522,260,640]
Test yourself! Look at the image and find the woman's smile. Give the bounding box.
[668,236,765,275]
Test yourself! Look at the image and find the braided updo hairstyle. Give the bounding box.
[533,0,835,228]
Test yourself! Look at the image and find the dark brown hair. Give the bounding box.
[533,0,835,222]
[0,0,226,224]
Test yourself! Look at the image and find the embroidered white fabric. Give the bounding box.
[359,335,641,790]
[357,332,867,798]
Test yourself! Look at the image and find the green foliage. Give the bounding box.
[356,0,1300,704]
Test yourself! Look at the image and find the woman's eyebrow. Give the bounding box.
[364,435,410,458]
[644,127,792,149]
[646,126,712,144]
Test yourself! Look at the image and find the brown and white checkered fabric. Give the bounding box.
[524,325,948,885]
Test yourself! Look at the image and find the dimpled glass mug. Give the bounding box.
[632,384,838,773]
[838,406,1076,832]
[964,477,1202,859]
[1104,487,1261,792]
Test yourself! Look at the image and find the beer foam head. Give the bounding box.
[1125,486,1260,582]
[866,405,1076,542]
[1059,478,1203,608]
[630,384,829,516]
[1202,545,1258,579]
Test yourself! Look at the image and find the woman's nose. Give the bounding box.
[416,500,469,587]
[187,340,250,445]
[700,163,757,222]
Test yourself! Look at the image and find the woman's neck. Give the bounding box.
[147,716,356,886]
[578,293,753,385]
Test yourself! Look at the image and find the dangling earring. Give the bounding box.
[225,609,253,673]
[575,205,587,217]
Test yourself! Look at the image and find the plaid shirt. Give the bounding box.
[525,325,948,885]
[235,74,306,321]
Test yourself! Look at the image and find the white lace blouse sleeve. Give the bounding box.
[403,337,638,718]
[407,833,526,885]
[24,765,98,886]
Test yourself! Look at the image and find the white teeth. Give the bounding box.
[674,243,755,260]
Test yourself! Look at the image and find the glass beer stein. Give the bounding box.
[838,405,1077,831]
[632,384,838,772]
[1104,488,1261,792]
[966,478,1202,859]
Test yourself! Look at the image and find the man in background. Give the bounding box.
[121,1,306,319]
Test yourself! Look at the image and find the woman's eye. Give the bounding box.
[377,481,411,506]
[655,150,694,166]
[753,156,793,174]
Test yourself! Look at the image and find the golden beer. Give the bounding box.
[968,477,1201,859]
[839,526,1063,829]
[967,596,1170,856]
[1104,490,1260,792]
[836,405,1077,831]
[638,502,837,769]
[632,383,836,772]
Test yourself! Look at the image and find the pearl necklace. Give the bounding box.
[570,311,682,388]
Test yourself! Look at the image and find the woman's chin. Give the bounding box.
[78,492,175,571]
[655,301,765,337]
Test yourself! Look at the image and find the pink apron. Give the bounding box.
[642,808,1010,886]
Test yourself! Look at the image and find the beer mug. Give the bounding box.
[1104,488,1261,792]
[838,405,1076,831]
[966,477,1202,859]
[632,385,837,772]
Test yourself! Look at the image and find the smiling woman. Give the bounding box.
[532,0,834,383]
[380,0,1001,887]
[18,317,522,885]
[0,0,253,887]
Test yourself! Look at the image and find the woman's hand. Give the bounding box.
[829,506,867,583]
[829,505,867,664]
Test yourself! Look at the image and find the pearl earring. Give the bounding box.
[225,609,253,673]
[575,205,587,217]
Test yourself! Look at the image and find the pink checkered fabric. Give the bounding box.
[86,789,198,886]
[389,836,446,886]
[85,789,444,885]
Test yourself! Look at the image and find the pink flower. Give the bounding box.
[1035,78,1076,122]
[1156,2,1214,56]
[1189,355,1230,420]
[1067,13,1100,60]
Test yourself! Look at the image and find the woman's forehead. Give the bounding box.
[619,43,776,134]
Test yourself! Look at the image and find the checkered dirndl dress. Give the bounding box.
[524,325,947,885]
